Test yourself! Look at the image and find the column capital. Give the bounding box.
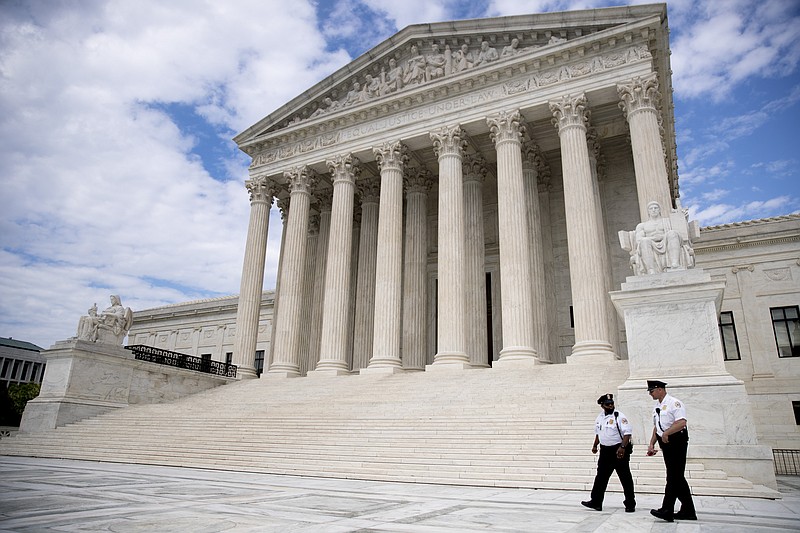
[308,213,320,235]
[314,188,333,213]
[487,109,525,146]
[326,153,361,185]
[284,166,317,195]
[245,175,279,204]
[430,124,467,158]
[617,72,661,119]
[357,176,381,204]
[373,141,408,172]
[463,153,488,184]
[404,167,433,194]
[277,197,290,222]
[549,93,590,134]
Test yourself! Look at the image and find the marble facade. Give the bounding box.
[125,5,800,458]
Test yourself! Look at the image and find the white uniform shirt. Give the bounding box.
[653,393,687,437]
[595,410,632,446]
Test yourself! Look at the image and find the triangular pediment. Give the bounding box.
[234,3,667,151]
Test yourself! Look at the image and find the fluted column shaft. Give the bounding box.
[297,215,318,376]
[550,94,615,361]
[316,154,360,373]
[618,73,673,220]
[270,168,315,376]
[488,110,537,362]
[430,125,469,365]
[522,145,550,361]
[463,155,489,367]
[401,171,431,370]
[352,179,380,371]
[308,192,332,371]
[232,176,276,379]
[368,142,407,370]
[267,198,288,370]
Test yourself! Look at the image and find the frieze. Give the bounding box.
[249,44,651,170]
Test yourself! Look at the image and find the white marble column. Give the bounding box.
[617,73,673,221]
[487,110,538,365]
[351,178,380,371]
[550,94,615,362]
[315,154,360,375]
[297,214,318,376]
[401,169,432,371]
[308,190,332,372]
[346,212,360,371]
[365,142,407,373]
[267,197,289,371]
[269,167,316,376]
[587,129,621,357]
[429,125,469,367]
[232,175,277,379]
[463,154,489,368]
[522,141,551,363]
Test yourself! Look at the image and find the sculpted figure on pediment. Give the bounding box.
[501,38,521,58]
[310,96,341,118]
[380,57,404,95]
[548,35,567,45]
[619,201,696,276]
[474,41,499,67]
[425,43,448,81]
[454,44,474,72]
[363,74,382,100]
[403,44,427,86]
[343,81,365,106]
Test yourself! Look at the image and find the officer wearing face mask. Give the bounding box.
[581,393,636,513]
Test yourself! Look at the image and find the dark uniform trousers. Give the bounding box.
[656,429,695,513]
[590,443,635,507]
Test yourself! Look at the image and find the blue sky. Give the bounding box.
[1,0,799,348]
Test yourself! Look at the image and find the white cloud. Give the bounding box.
[687,195,798,226]
[0,0,349,347]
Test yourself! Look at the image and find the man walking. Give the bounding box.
[581,393,636,512]
[647,380,697,522]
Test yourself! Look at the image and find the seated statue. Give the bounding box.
[619,201,697,276]
[76,295,133,344]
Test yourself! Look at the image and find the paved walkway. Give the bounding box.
[0,457,798,532]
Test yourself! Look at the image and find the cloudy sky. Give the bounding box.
[1,0,798,349]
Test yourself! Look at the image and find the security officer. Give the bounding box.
[647,380,697,522]
[581,393,636,512]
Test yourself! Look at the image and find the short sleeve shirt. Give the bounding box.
[595,410,632,446]
[653,393,687,436]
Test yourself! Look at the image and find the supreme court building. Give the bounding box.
[128,4,800,454]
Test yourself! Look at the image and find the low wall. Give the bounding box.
[20,339,234,432]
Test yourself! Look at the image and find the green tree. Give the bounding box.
[7,382,40,418]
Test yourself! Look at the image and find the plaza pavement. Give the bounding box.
[0,456,798,532]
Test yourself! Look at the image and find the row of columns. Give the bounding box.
[233,73,673,378]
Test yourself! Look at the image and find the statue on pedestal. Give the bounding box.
[76,295,133,344]
[619,201,696,276]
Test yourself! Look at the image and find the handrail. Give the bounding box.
[125,345,237,378]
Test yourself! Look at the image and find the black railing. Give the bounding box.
[773,449,800,475]
[125,345,237,378]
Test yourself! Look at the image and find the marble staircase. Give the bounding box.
[0,360,778,497]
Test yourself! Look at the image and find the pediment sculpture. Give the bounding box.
[618,201,698,276]
[76,295,133,345]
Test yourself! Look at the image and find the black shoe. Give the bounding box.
[625,507,635,513]
[674,510,697,520]
[581,500,602,511]
[650,508,674,522]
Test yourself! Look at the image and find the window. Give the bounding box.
[794,401,800,425]
[771,306,800,357]
[225,352,233,366]
[254,350,265,377]
[200,354,211,373]
[719,311,741,361]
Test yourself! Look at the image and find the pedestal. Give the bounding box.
[610,269,777,489]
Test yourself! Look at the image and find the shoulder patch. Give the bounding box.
[621,418,628,424]
[675,401,681,408]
